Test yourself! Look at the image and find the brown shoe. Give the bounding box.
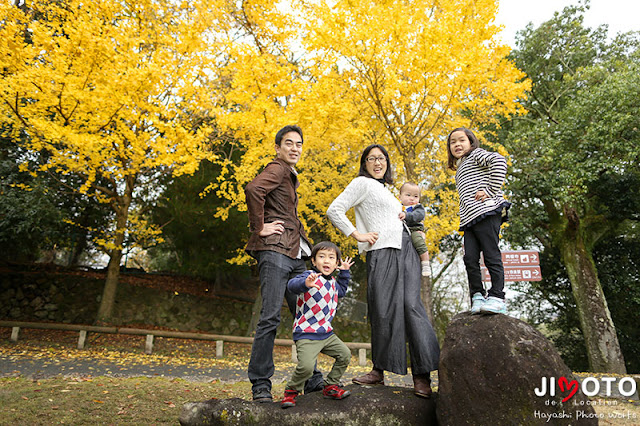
[413,374,432,398]
[352,368,384,385]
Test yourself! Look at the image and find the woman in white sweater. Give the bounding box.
[326,144,440,398]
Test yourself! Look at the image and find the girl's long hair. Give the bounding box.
[447,127,480,170]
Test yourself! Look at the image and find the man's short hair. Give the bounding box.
[275,125,303,146]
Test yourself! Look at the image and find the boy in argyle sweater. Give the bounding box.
[281,241,354,408]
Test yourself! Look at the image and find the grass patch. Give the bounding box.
[0,375,256,425]
[0,328,370,424]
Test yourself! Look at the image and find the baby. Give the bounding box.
[398,182,430,276]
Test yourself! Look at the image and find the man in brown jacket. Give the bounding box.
[245,125,322,403]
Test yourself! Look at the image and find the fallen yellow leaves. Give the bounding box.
[1,334,375,383]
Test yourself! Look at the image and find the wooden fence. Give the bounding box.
[0,320,372,366]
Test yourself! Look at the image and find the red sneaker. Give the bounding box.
[281,389,298,409]
[323,384,351,400]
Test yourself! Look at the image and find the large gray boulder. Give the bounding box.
[179,384,436,425]
[436,312,597,425]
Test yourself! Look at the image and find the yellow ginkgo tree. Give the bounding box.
[203,0,530,256]
[200,0,367,260]
[294,0,530,317]
[0,0,219,323]
[302,0,529,250]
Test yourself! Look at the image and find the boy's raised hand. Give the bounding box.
[339,256,354,271]
[305,272,321,289]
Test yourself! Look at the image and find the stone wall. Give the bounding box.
[0,266,370,342]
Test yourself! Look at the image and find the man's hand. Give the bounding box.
[305,272,321,289]
[338,256,354,271]
[259,220,285,237]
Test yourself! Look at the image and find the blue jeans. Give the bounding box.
[248,250,322,393]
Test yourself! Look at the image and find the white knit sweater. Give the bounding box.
[327,176,404,253]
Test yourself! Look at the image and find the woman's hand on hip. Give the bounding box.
[351,230,379,245]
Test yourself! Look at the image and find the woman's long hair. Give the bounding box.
[358,144,393,184]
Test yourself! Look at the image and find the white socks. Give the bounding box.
[421,261,430,277]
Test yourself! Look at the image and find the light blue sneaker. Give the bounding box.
[479,296,507,315]
[470,292,487,314]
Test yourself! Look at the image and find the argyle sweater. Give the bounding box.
[287,269,350,341]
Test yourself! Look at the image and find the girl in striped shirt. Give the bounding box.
[447,128,511,315]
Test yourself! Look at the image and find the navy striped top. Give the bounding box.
[455,148,510,231]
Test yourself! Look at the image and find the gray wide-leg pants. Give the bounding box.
[366,229,440,375]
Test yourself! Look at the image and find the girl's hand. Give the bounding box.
[398,212,406,220]
[475,190,489,202]
[305,272,321,289]
[339,256,354,270]
[351,230,379,245]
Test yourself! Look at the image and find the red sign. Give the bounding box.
[481,266,542,282]
[480,250,540,267]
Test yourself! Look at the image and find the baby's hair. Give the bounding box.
[311,241,342,262]
[447,127,480,171]
[400,182,421,195]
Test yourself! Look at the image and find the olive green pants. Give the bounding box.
[286,334,351,392]
[410,229,428,256]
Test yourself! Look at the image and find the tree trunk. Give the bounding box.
[67,229,88,267]
[95,177,134,325]
[557,208,626,374]
[421,275,434,325]
[401,149,435,324]
[96,247,123,325]
[67,207,95,267]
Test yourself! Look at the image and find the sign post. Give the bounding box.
[480,250,542,282]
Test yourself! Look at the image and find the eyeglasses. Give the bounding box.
[366,156,387,164]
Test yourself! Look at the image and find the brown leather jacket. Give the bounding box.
[245,158,311,259]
